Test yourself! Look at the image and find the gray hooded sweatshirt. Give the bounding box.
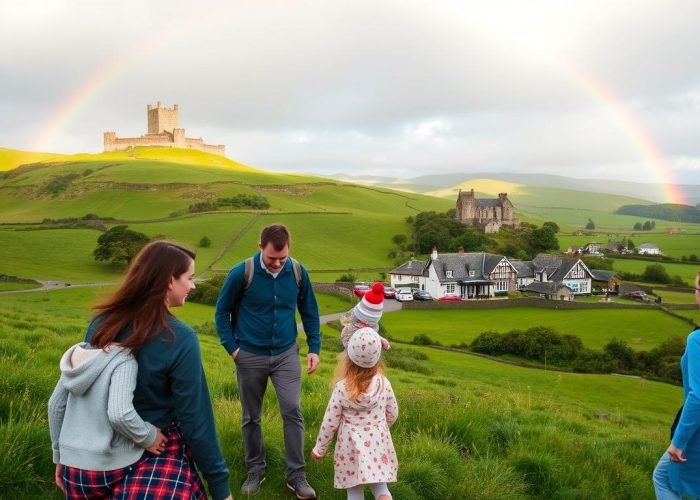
[48,342,157,471]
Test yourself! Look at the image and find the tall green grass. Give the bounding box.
[0,288,679,499]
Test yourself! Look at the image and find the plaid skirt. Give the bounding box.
[62,423,206,499]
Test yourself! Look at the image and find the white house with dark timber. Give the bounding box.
[390,250,595,301]
[527,254,594,295]
[390,247,518,299]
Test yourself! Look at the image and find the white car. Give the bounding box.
[395,289,414,302]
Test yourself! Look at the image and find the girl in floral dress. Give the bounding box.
[311,327,399,500]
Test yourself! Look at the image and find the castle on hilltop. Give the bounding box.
[103,102,225,156]
[455,188,519,233]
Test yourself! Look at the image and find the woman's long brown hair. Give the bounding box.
[334,352,385,401]
[90,240,195,352]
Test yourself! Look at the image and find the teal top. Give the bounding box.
[669,329,700,496]
[214,251,321,356]
[85,316,231,500]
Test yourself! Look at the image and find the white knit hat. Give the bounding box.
[350,282,384,327]
[346,327,382,368]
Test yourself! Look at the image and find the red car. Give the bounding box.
[383,286,396,299]
[438,292,462,302]
[353,284,370,298]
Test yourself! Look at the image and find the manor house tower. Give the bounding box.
[104,102,225,156]
[455,188,519,233]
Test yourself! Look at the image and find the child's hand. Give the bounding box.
[381,337,391,350]
[310,449,324,462]
[146,427,168,455]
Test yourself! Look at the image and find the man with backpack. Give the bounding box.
[215,223,320,499]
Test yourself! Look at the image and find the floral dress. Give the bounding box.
[312,375,399,488]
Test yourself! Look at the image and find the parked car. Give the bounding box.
[353,284,370,298]
[384,286,396,299]
[412,290,433,301]
[395,289,414,302]
[622,290,650,302]
[438,292,462,302]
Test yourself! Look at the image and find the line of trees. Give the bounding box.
[468,327,684,384]
[617,203,700,223]
[633,220,656,230]
[188,194,270,213]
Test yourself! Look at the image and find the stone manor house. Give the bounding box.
[104,102,225,156]
[455,188,519,233]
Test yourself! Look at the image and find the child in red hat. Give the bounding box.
[341,283,390,350]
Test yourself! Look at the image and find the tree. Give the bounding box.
[627,239,635,251]
[529,226,559,252]
[641,263,671,284]
[94,225,150,266]
[392,234,407,246]
[585,219,595,230]
[604,338,637,372]
[199,235,211,248]
[633,222,642,230]
[642,221,651,230]
[542,221,560,233]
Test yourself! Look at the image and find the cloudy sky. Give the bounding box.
[2,0,700,190]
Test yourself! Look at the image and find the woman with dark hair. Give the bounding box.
[52,240,231,499]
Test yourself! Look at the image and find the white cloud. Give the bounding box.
[1,0,700,187]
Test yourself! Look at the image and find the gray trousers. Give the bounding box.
[235,344,305,481]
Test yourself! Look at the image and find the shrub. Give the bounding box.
[199,235,211,248]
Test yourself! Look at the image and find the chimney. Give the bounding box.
[431,246,438,260]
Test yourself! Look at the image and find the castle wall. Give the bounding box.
[105,103,225,156]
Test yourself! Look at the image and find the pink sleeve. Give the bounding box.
[312,384,344,456]
[384,378,399,427]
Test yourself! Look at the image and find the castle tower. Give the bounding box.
[147,101,179,134]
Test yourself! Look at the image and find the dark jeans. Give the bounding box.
[235,344,305,481]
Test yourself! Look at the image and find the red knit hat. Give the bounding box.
[350,282,385,327]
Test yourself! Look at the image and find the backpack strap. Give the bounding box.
[290,257,303,290]
[243,257,254,290]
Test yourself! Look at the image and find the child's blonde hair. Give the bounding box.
[333,351,385,401]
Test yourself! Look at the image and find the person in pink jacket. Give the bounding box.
[311,327,399,500]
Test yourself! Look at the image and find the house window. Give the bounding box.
[496,280,508,292]
[446,270,453,278]
[446,283,455,293]
[580,281,588,293]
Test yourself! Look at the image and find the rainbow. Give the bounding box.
[31,13,687,205]
[565,66,687,204]
[30,6,197,155]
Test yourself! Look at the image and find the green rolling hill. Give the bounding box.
[1,146,696,498]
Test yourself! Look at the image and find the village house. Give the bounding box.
[390,248,517,299]
[390,250,595,300]
[583,242,602,255]
[638,243,660,255]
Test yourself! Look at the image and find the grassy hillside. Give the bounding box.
[426,178,700,233]
[1,146,693,497]
[0,287,679,499]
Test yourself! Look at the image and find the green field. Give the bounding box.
[381,307,691,351]
[0,287,681,499]
[611,258,698,285]
[3,146,699,498]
